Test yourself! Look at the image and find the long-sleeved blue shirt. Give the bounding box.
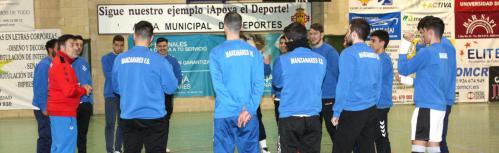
[398,43,448,111]
[32,57,52,111]
[377,52,393,109]
[414,38,456,106]
[333,42,382,118]
[442,38,456,105]
[164,55,182,85]
[272,59,281,100]
[311,43,339,99]
[272,47,326,118]
[72,57,93,103]
[101,52,118,98]
[112,46,179,119]
[209,39,264,119]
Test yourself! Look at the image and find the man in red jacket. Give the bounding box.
[47,34,92,153]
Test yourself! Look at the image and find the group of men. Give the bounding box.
[33,35,94,153]
[32,26,182,153]
[31,11,455,153]
[211,12,455,153]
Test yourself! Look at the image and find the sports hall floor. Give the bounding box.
[1,103,498,153]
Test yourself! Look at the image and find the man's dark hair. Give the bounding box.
[417,16,434,30]
[370,30,390,49]
[423,17,445,39]
[58,34,75,49]
[74,35,84,41]
[113,35,124,43]
[284,22,308,41]
[156,37,168,44]
[133,21,154,39]
[350,18,371,41]
[310,23,324,33]
[280,35,286,40]
[224,12,242,32]
[45,39,57,54]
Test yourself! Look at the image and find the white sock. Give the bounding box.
[412,145,426,153]
[260,139,268,148]
[427,146,441,153]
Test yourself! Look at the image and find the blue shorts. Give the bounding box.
[214,116,259,153]
[50,116,77,153]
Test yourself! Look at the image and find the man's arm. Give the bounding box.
[112,56,120,95]
[250,52,265,114]
[398,48,430,76]
[333,52,355,118]
[161,59,179,95]
[33,62,50,112]
[209,50,234,103]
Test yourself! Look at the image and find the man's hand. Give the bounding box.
[237,108,252,128]
[264,56,271,65]
[403,33,415,42]
[331,117,339,126]
[82,84,93,96]
[42,110,48,116]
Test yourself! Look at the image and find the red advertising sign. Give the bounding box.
[455,12,499,39]
[455,0,499,12]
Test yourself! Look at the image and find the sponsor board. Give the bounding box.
[349,12,402,40]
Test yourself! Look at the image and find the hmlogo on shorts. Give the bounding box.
[225,50,253,58]
[358,52,380,60]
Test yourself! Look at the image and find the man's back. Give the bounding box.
[398,43,447,111]
[113,46,178,119]
[209,39,264,118]
[273,47,326,118]
[334,42,382,117]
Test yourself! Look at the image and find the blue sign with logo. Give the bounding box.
[349,12,401,40]
[128,34,225,97]
[128,33,282,97]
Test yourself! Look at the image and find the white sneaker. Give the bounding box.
[166,148,171,153]
[113,151,121,153]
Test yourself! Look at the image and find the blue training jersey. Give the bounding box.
[377,52,393,109]
[272,47,326,118]
[398,42,449,111]
[311,43,339,99]
[112,46,178,119]
[209,39,264,119]
[32,57,52,111]
[333,42,382,118]
[101,52,118,98]
[72,57,93,103]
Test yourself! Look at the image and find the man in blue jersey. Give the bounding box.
[156,37,182,153]
[33,39,57,153]
[309,23,340,147]
[398,17,449,153]
[112,21,178,153]
[210,12,264,153]
[272,36,288,123]
[73,35,94,153]
[272,22,326,153]
[369,30,393,153]
[101,35,124,153]
[332,18,382,153]
[406,16,457,153]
